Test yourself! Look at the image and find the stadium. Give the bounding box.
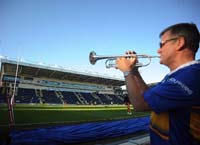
[0,57,153,145]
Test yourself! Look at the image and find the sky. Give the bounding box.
[0,0,200,84]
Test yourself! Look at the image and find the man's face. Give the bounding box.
[157,31,179,67]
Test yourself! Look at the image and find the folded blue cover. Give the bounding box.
[9,116,149,145]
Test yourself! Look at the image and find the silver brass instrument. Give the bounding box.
[89,51,160,68]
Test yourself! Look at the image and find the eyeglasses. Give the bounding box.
[159,37,179,48]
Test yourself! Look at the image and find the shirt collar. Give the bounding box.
[167,60,200,76]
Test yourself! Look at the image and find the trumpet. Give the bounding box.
[89,51,160,68]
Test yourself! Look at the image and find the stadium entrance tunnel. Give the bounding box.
[6,116,149,145]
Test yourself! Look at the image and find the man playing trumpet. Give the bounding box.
[116,23,200,145]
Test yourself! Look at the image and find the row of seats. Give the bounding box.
[0,88,126,105]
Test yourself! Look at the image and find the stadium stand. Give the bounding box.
[0,87,6,103]
[0,87,127,105]
[42,90,62,104]
[0,58,128,105]
[15,88,40,103]
[61,91,80,104]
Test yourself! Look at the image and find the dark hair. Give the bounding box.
[159,23,200,53]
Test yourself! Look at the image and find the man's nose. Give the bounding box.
[157,47,161,54]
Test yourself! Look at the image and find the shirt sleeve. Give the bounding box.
[144,76,196,114]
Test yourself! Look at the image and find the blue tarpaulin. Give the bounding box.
[8,116,150,145]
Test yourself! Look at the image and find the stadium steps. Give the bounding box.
[105,94,112,100]
[55,91,64,104]
[35,89,43,104]
[91,93,103,104]
[74,92,87,105]
[116,95,124,101]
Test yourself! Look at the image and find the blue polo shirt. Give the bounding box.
[144,60,200,145]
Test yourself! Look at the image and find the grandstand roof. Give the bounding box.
[0,58,125,86]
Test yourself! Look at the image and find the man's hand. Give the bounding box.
[116,51,138,73]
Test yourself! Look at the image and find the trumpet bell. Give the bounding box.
[89,51,97,65]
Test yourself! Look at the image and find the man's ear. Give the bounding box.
[176,37,185,51]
